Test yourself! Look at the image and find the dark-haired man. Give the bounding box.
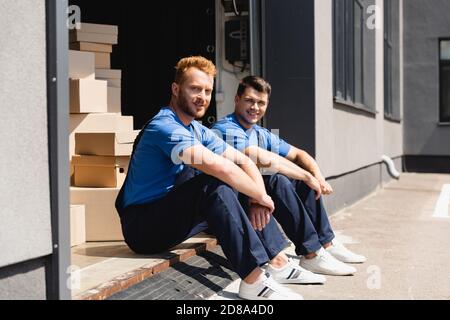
[212,76,366,278]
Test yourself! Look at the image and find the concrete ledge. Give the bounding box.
[72,234,217,300]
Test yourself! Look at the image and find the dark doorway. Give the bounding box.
[69,0,216,128]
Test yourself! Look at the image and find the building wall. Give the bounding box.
[315,0,403,213]
[403,0,450,156]
[0,0,51,298]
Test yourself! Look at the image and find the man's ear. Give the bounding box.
[234,94,239,105]
[171,82,179,97]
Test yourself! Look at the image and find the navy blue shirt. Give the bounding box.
[212,113,292,157]
[121,107,228,208]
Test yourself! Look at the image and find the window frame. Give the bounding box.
[439,38,450,123]
[333,0,373,114]
[383,0,401,122]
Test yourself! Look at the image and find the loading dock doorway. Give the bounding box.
[69,0,217,128]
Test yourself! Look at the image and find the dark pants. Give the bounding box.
[117,167,288,279]
[263,174,335,256]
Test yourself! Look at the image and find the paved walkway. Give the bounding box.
[211,173,450,300]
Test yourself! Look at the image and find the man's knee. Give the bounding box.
[266,173,292,190]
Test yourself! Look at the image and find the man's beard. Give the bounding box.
[178,91,208,119]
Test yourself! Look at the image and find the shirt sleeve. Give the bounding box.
[264,129,292,157]
[201,125,228,155]
[210,123,249,152]
[146,121,201,164]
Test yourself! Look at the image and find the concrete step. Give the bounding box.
[71,232,217,300]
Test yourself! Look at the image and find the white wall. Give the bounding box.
[0,0,53,268]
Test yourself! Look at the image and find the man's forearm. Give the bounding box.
[239,160,267,197]
[277,155,315,181]
[292,149,323,178]
[223,147,268,198]
[219,161,266,200]
[247,146,313,182]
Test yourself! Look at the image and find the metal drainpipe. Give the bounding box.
[381,155,401,179]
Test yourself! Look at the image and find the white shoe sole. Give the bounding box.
[238,292,304,300]
[275,276,326,285]
[299,261,356,276]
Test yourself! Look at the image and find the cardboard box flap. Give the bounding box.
[77,23,118,35]
[70,113,133,135]
[75,131,139,156]
[116,131,139,144]
[72,155,129,167]
[70,42,113,53]
[96,69,122,79]
[69,32,118,45]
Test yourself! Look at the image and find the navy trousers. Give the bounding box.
[117,167,288,279]
[263,174,335,256]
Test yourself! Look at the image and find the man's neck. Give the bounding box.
[169,100,193,126]
[234,112,255,130]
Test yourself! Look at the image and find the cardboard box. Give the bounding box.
[95,69,121,88]
[69,50,95,79]
[70,113,133,134]
[70,79,108,114]
[72,155,130,188]
[70,41,113,53]
[101,78,120,88]
[75,131,139,156]
[95,52,111,69]
[69,31,118,45]
[69,113,134,156]
[70,205,86,247]
[70,187,123,241]
[107,87,121,113]
[77,23,118,35]
[95,69,122,79]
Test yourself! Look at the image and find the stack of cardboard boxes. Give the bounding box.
[69,23,138,246]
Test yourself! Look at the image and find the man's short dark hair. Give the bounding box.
[237,76,272,98]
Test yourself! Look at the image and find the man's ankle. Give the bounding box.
[305,252,318,259]
[243,268,265,285]
[269,253,288,269]
[323,242,333,249]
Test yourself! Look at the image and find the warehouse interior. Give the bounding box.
[69,0,217,129]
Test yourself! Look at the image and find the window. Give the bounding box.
[333,0,367,107]
[384,0,400,120]
[440,40,450,123]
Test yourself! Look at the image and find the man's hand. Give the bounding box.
[251,193,275,214]
[315,175,333,195]
[305,174,322,200]
[248,203,271,231]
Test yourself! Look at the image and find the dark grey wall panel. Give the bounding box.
[263,0,316,156]
[0,257,48,300]
[403,0,450,156]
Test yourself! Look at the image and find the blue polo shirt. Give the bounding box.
[120,107,228,208]
[212,113,292,157]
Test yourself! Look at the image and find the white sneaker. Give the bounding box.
[266,258,326,284]
[326,240,367,264]
[299,247,357,276]
[238,272,304,300]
